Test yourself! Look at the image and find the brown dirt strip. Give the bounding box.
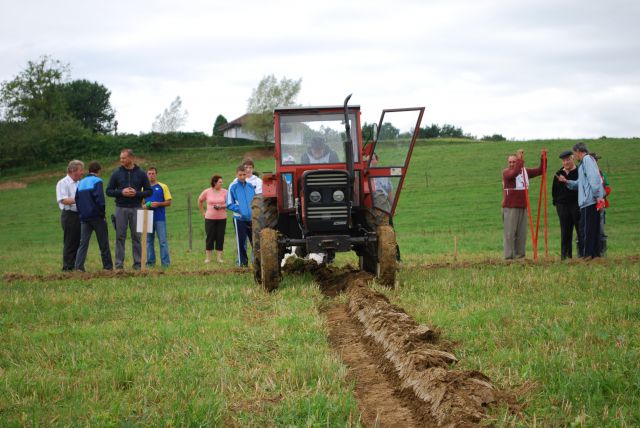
[285,261,513,427]
[243,147,274,161]
[2,267,248,283]
[0,181,28,191]
[408,253,639,272]
[5,253,635,284]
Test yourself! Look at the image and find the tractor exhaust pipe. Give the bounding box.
[343,94,354,186]
[343,94,354,228]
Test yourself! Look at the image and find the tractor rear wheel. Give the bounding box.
[260,228,280,291]
[251,196,278,284]
[376,225,397,287]
[365,206,390,229]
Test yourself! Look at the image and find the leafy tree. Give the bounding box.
[420,124,441,138]
[378,122,400,140]
[0,55,70,121]
[0,116,88,168]
[152,96,188,133]
[59,79,116,134]
[245,74,301,142]
[481,134,506,141]
[212,114,227,136]
[440,124,464,138]
[361,122,375,142]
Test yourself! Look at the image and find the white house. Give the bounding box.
[217,114,260,141]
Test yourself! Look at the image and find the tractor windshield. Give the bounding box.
[279,113,359,165]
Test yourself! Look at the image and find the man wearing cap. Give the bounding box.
[557,142,605,259]
[551,150,580,259]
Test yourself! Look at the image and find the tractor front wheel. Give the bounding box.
[251,196,278,284]
[376,225,397,287]
[259,228,281,292]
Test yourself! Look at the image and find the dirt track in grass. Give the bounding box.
[285,260,510,427]
[2,267,249,283]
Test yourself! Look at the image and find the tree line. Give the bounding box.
[0,56,233,170]
[361,122,506,141]
[1,57,505,171]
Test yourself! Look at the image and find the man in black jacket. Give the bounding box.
[106,149,152,269]
[551,150,580,259]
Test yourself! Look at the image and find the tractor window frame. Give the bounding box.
[279,112,359,166]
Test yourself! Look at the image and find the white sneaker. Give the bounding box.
[204,259,211,264]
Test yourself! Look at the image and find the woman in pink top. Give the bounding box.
[198,175,228,263]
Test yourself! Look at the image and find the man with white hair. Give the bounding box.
[56,159,85,271]
[501,149,545,260]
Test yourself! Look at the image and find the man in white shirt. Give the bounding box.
[55,160,85,271]
[243,158,262,194]
[229,158,263,194]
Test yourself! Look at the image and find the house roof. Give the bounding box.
[217,113,254,132]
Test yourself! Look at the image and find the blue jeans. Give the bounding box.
[147,220,170,267]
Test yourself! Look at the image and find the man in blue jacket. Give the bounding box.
[75,161,113,271]
[106,149,152,269]
[227,164,256,267]
[558,142,605,259]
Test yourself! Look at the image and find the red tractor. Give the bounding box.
[252,95,424,291]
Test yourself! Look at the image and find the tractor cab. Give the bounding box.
[252,97,424,291]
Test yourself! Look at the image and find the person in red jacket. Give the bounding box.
[502,149,545,259]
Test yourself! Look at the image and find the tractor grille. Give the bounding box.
[305,173,349,186]
[307,206,348,219]
[303,170,350,231]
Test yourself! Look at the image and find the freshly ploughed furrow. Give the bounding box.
[282,261,503,427]
[346,278,497,426]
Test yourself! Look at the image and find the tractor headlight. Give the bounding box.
[332,190,345,202]
[309,191,322,203]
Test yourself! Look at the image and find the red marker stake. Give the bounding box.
[523,167,537,260]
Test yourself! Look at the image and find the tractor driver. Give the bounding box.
[301,137,340,164]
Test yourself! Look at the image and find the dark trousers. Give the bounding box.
[75,218,113,271]
[233,218,252,266]
[60,210,81,271]
[205,219,226,251]
[580,204,601,258]
[556,203,580,259]
[600,209,607,256]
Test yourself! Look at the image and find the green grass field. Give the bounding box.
[1,138,639,426]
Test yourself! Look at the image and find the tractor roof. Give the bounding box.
[274,105,360,113]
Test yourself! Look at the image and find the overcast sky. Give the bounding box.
[2,0,639,139]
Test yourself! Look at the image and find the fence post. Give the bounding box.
[187,193,192,251]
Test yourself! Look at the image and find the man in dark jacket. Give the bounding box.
[75,161,113,271]
[551,150,580,259]
[106,149,152,269]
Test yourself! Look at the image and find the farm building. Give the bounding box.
[217,114,260,141]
